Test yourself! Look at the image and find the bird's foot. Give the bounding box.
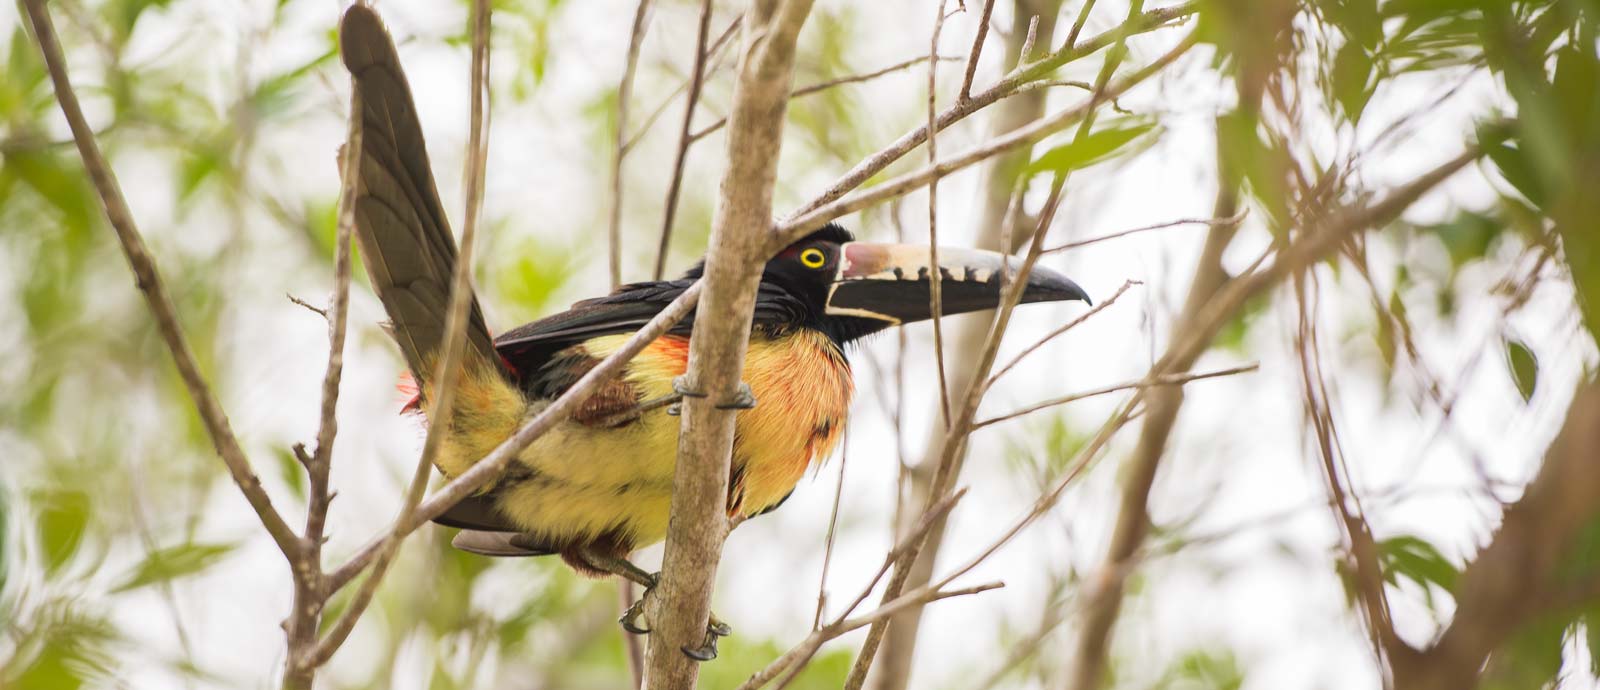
[615,572,734,662]
[670,375,757,413]
[618,571,661,634]
[682,615,734,661]
[715,383,757,411]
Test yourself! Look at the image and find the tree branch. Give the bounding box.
[652,0,716,280]
[641,2,815,687]
[22,0,301,559]
[610,0,655,289]
[1390,378,1600,690]
[1066,140,1484,690]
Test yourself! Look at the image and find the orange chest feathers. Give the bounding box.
[728,328,854,513]
[569,328,853,518]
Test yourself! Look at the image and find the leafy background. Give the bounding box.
[2,0,1598,688]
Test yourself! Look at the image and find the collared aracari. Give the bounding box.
[339,5,1088,660]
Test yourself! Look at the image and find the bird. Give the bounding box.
[338,5,1088,660]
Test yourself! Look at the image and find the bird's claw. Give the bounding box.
[615,571,734,662]
[714,383,757,411]
[681,617,733,662]
[671,376,757,412]
[619,598,651,635]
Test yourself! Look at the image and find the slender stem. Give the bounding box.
[958,0,997,101]
[926,0,954,430]
[22,0,301,558]
[975,364,1259,430]
[307,0,492,668]
[642,1,816,687]
[652,0,716,280]
[610,0,655,289]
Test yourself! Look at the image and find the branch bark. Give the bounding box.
[1066,138,1484,689]
[23,0,302,560]
[610,0,655,289]
[641,2,815,688]
[1391,378,1600,690]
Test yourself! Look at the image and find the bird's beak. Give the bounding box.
[824,242,1090,324]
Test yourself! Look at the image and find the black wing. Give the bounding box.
[493,278,809,374]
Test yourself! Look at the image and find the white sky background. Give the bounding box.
[4,0,1598,688]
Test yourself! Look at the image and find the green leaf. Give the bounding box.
[1378,535,1458,610]
[1420,210,1501,270]
[275,446,307,500]
[1025,120,1158,176]
[112,541,237,592]
[1504,337,1537,402]
[34,489,91,573]
[1332,40,1375,122]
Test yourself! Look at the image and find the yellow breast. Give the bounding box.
[447,328,854,550]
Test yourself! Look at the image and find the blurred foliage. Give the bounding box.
[3,0,1600,687]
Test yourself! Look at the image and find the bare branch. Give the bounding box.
[958,0,997,101]
[985,279,1142,391]
[787,1,1199,220]
[926,0,955,430]
[281,73,364,690]
[1042,211,1247,254]
[308,1,492,666]
[975,364,1260,430]
[652,0,716,280]
[690,55,964,144]
[774,31,1200,252]
[22,0,301,559]
[609,0,655,289]
[642,2,816,686]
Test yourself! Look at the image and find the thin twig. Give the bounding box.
[974,364,1259,430]
[689,55,963,144]
[1042,210,1246,254]
[1064,0,1100,50]
[985,279,1141,389]
[286,293,329,319]
[622,14,743,154]
[774,31,1200,251]
[282,78,365,687]
[609,0,655,289]
[652,0,715,280]
[813,433,849,630]
[927,0,954,430]
[23,0,301,558]
[958,0,997,101]
[306,0,492,667]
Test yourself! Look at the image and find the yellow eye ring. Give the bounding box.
[799,247,827,269]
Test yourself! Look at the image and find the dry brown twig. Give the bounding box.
[689,54,966,144]
[305,0,494,674]
[652,0,717,281]
[846,6,1153,684]
[23,0,303,561]
[624,14,744,154]
[641,1,816,687]
[926,0,955,430]
[609,0,655,289]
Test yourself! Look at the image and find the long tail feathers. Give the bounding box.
[339,6,501,383]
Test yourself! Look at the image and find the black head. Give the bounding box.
[751,223,1091,345]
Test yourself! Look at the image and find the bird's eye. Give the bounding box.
[799,247,827,269]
